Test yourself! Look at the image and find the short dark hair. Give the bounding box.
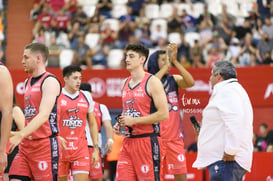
[124,44,149,65]
[62,65,82,78]
[79,82,92,93]
[260,123,268,129]
[25,42,49,62]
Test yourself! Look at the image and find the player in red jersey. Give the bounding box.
[148,43,195,181]
[0,62,13,176]
[58,66,99,181]
[80,82,113,181]
[9,42,62,181]
[113,44,169,181]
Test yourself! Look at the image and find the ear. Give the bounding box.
[36,54,43,63]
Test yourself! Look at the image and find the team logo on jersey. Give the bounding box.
[124,98,140,117]
[95,162,101,169]
[141,165,149,174]
[24,95,37,119]
[38,161,48,171]
[62,107,83,129]
[134,87,144,97]
[177,154,185,162]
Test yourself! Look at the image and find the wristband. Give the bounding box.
[94,144,99,150]
[107,138,114,144]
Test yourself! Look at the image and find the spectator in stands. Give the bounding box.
[51,8,71,38]
[71,5,88,32]
[262,17,273,39]
[233,18,252,42]
[33,5,53,36]
[73,33,91,68]
[179,54,191,68]
[115,6,136,49]
[128,0,145,16]
[252,18,264,45]
[47,0,65,13]
[47,36,62,67]
[96,0,113,19]
[198,19,213,45]
[256,0,272,20]
[181,9,197,33]
[167,7,182,33]
[238,33,257,66]
[226,37,241,65]
[217,4,236,27]
[214,16,233,45]
[197,4,217,26]
[101,23,118,49]
[266,130,273,152]
[256,32,273,64]
[33,27,46,44]
[190,39,204,67]
[205,45,224,68]
[135,22,153,48]
[255,123,268,151]
[204,31,227,58]
[88,7,104,28]
[177,34,190,61]
[68,21,82,49]
[150,24,167,47]
[88,38,109,68]
[64,0,78,15]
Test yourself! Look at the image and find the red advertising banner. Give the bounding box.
[10,66,273,109]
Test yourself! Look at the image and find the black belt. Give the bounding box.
[129,133,160,138]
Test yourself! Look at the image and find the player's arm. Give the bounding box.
[10,77,60,150]
[169,43,195,88]
[101,104,113,153]
[119,76,169,126]
[0,66,13,171]
[10,105,25,136]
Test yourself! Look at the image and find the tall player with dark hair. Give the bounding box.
[114,44,169,180]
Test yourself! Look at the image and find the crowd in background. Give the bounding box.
[27,0,273,69]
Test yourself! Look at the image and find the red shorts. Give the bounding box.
[9,136,61,181]
[59,142,90,176]
[88,147,103,179]
[162,138,187,175]
[116,135,163,181]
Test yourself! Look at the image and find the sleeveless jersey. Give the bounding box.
[122,72,159,136]
[24,72,59,140]
[160,74,183,140]
[57,90,89,153]
[93,102,103,132]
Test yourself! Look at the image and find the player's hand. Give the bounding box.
[105,138,113,153]
[119,115,136,127]
[9,131,24,153]
[223,152,235,162]
[91,149,99,168]
[113,123,121,135]
[0,150,7,173]
[58,136,67,150]
[167,43,178,64]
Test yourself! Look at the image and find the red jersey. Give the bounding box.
[37,13,53,29]
[160,75,183,140]
[54,14,70,29]
[57,90,89,158]
[93,102,102,132]
[24,72,59,140]
[122,72,159,136]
